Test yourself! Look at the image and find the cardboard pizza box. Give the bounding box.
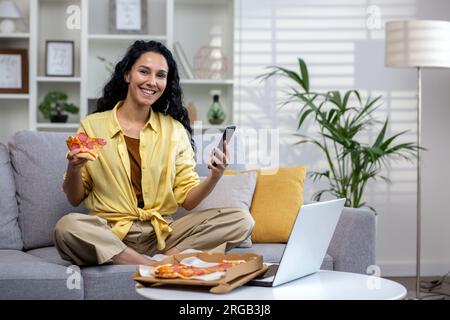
[132,251,268,294]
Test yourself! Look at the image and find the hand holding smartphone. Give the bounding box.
[211,125,236,167]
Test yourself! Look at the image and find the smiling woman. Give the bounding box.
[54,40,253,267]
[95,40,191,145]
[121,51,168,123]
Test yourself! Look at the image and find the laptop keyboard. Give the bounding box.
[261,264,279,279]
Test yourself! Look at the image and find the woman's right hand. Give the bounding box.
[64,149,89,206]
[67,149,89,171]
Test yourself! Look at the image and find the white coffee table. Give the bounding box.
[136,270,407,300]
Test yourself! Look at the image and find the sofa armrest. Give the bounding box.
[327,206,376,274]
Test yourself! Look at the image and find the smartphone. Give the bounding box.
[212,125,236,167]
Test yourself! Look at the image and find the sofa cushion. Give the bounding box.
[0,249,83,299]
[26,246,72,267]
[8,130,88,250]
[320,253,333,271]
[327,206,376,274]
[25,246,142,299]
[0,143,23,250]
[81,265,144,300]
[228,243,334,270]
[18,246,143,300]
[197,172,256,212]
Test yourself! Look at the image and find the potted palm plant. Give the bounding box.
[38,91,79,123]
[259,58,421,211]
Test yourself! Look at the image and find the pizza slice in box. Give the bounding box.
[66,132,107,161]
[153,259,246,280]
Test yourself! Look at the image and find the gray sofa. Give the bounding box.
[0,130,376,300]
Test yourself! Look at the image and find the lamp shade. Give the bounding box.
[385,20,450,68]
[0,0,22,18]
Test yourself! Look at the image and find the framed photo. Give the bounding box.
[110,0,147,34]
[0,48,28,94]
[45,40,74,77]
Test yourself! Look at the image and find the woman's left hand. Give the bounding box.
[182,141,229,210]
[207,141,229,181]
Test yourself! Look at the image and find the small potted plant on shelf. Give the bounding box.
[38,91,79,123]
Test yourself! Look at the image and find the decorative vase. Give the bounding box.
[207,94,225,125]
[186,102,198,125]
[50,114,68,123]
[193,46,228,80]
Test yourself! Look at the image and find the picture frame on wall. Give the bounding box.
[45,40,74,77]
[110,0,147,34]
[0,48,29,94]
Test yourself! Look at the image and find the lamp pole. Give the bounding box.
[385,19,450,300]
[416,66,422,299]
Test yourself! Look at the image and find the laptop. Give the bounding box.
[246,198,345,287]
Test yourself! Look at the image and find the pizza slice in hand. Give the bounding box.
[66,132,107,161]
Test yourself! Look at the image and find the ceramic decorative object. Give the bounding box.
[207,92,225,125]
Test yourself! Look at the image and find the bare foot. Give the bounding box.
[112,247,151,265]
[164,247,181,256]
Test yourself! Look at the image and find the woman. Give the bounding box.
[54,40,253,266]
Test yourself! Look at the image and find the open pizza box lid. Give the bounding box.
[132,252,268,294]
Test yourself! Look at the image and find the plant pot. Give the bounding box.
[50,114,68,123]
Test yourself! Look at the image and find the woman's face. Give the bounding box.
[124,51,169,108]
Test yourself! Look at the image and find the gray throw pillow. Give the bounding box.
[173,171,257,248]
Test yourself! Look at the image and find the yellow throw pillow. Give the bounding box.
[225,165,307,243]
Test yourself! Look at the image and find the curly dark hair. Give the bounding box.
[95,40,194,150]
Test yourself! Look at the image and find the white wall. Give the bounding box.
[234,0,450,276]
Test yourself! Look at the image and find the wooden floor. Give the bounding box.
[386,276,450,300]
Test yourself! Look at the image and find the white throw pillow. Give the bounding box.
[173,171,257,248]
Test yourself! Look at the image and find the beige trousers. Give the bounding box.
[53,207,254,266]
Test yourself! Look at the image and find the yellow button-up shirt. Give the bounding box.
[72,101,200,250]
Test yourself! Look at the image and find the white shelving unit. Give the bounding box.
[36,77,82,82]
[0,33,30,38]
[35,123,80,129]
[0,0,33,141]
[88,34,167,41]
[0,0,235,137]
[174,0,235,126]
[181,79,234,85]
[0,94,30,100]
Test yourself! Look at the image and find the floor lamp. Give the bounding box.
[385,20,450,299]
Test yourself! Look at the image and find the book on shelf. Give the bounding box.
[173,42,195,79]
